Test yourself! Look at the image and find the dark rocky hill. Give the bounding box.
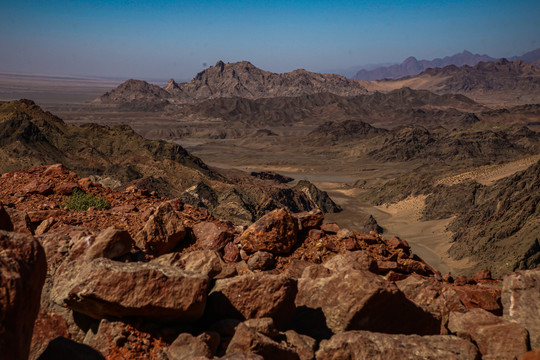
[0,100,340,225]
[94,61,368,107]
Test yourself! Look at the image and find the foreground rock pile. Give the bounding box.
[1,164,539,360]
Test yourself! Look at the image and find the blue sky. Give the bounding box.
[1,0,539,80]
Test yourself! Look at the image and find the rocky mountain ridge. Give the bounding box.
[1,163,539,359]
[353,50,496,80]
[94,61,368,108]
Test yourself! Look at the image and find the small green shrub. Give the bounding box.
[64,188,110,211]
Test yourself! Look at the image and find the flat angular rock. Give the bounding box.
[448,308,529,359]
[167,333,213,360]
[51,258,209,322]
[452,285,502,314]
[323,251,377,273]
[152,250,235,278]
[296,269,440,335]
[55,182,79,195]
[193,221,234,250]
[84,226,134,260]
[240,209,298,255]
[292,209,324,230]
[23,179,53,195]
[226,323,298,360]
[208,274,297,327]
[503,269,540,348]
[247,251,274,271]
[315,331,480,360]
[396,275,467,321]
[134,202,186,256]
[0,230,47,360]
[284,330,316,360]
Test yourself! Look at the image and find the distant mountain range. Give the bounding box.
[352,48,540,80]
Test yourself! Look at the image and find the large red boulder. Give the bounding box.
[0,230,47,360]
[240,209,298,255]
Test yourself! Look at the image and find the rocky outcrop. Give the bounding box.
[0,230,47,360]
[294,181,342,214]
[51,258,209,322]
[316,331,481,360]
[502,269,540,348]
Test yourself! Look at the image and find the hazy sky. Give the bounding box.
[1,0,539,80]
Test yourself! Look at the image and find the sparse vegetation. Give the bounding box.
[64,188,110,211]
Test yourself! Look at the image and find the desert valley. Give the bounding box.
[1,24,540,360]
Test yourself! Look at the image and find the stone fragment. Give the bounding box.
[0,230,47,360]
[23,180,53,195]
[51,258,209,322]
[284,330,316,360]
[240,209,298,254]
[208,274,297,327]
[296,270,440,335]
[110,204,138,213]
[247,251,274,271]
[323,251,377,273]
[448,308,529,359]
[193,221,234,250]
[521,349,540,360]
[226,323,298,360]
[43,164,68,176]
[55,182,79,195]
[320,222,339,234]
[134,202,186,256]
[84,226,134,260]
[503,269,540,348]
[223,242,240,263]
[152,250,235,279]
[315,331,480,360]
[5,207,33,234]
[292,209,324,230]
[388,236,411,253]
[336,228,353,240]
[452,285,502,314]
[472,269,492,282]
[454,275,468,286]
[167,333,213,360]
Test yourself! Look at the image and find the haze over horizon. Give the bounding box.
[1,0,539,81]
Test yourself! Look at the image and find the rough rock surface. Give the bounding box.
[295,269,440,335]
[0,230,47,360]
[448,308,529,359]
[208,274,297,327]
[192,221,234,250]
[240,209,298,254]
[316,331,481,360]
[51,258,209,321]
[84,226,134,260]
[134,202,186,256]
[503,269,540,348]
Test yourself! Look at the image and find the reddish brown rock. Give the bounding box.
[388,236,411,253]
[110,204,138,213]
[320,222,339,234]
[208,274,297,327]
[27,210,62,224]
[342,237,358,250]
[336,228,353,240]
[84,226,134,260]
[323,251,377,273]
[448,308,529,359]
[296,269,440,335]
[167,333,213,360]
[224,242,240,263]
[307,229,323,241]
[356,233,379,244]
[22,179,53,196]
[316,331,480,360]
[134,202,186,256]
[5,207,33,234]
[247,251,275,271]
[242,318,279,338]
[282,260,313,280]
[395,276,467,322]
[77,177,93,189]
[521,349,540,360]
[472,269,492,282]
[240,209,298,255]
[51,258,209,322]
[284,330,316,360]
[503,269,540,348]
[454,275,468,286]
[193,221,234,250]
[0,230,47,360]
[55,182,79,195]
[152,250,235,279]
[453,285,502,314]
[43,164,68,177]
[226,322,298,360]
[293,209,324,230]
[29,311,69,360]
